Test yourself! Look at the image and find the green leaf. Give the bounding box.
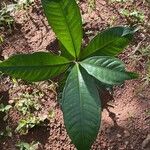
[80,56,138,85]
[80,26,135,59]
[62,64,101,150]
[41,0,83,58]
[0,104,12,112]
[58,41,74,60]
[0,52,70,82]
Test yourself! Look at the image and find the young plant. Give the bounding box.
[0,103,12,138]
[0,3,15,29]
[0,125,12,138]
[0,35,4,44]
[16,0,34,10]
[0,103,12,121]
[13,86,50,134]
[15,92,42,115]
[0,103,12,113]
[16,115,45,134]
[0,0,138,149]
[120,9,145,23]
[16,141,40,150]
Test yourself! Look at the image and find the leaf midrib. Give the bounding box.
[0,64,69,69]
[76,64,85,147]
[84,36,124,57]
[59,1,77,58]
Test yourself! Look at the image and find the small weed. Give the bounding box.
[0,103,12,113]
[120,9,145,23]
[130,44,149,66]
[143,60,150,85]
[14,91,44,134]
[0,103,12,121]
[145,109,150,116]
[88,0,96,11]
[144,109,150,124]
[0,102,12,138]
[16,0,34,10]
[131,45,150,96]
[0,126,12,138]
[48,108,55,119]
[138,45,150,57]
[127,111,135,121]
[12,81,55,135]
[0,35,4,44]
[108,16,117,27]
[0,3,15,29]
[15,93,42,115]
[16,141,40,150]
[0,0,34,29]
[16,115,44,134]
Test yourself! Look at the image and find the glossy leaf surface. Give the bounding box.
[80,27,135,59]
[0,52,70,81]
[80,56,138,85]
[42,0,83,58]
[62,64,101,150]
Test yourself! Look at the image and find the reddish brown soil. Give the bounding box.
[0,0,150,150]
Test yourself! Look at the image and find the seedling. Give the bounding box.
[145,109,150,116]
[16,0,34,10]
[88,0,96,11]
[0,126,12,138]
[15,93,42,115]
[130,45,150,86]
[0,0,138,149]
[0,103,12,113]
[0,35,4,44]
[120,9,145,23]
[16,141,40,150]
[0,103,12,138]
[13,88,50,134]
[0,103,12,121]
[0,3,15,29]
[16,115,44,134]
[143,60,150,86]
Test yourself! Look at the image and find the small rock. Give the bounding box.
[9,99,14,104]
[142,134,150,150]
[60,134,66,141]
[125,141,129,145]
[41,98,46,102]
[117,134,122,138]
[124,130,130,137]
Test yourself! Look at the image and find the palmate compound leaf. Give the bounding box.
[62,64,101,150]
[80,26,136,60]
[0,52,70,82]
[41,0,83,58]
[80,56,138,85]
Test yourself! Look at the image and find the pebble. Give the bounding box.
[117,133,122,138]
[124,130,130,137]
[142,134,150,150]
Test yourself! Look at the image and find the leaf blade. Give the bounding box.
[80,56,138,85]
[80,26,135,59]
[41,0,83,58]
[62,64,101,150]
[0,52,70,82]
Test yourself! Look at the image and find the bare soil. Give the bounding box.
[0,0,150,150]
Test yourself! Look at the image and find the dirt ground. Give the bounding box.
[0,0,150,150]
